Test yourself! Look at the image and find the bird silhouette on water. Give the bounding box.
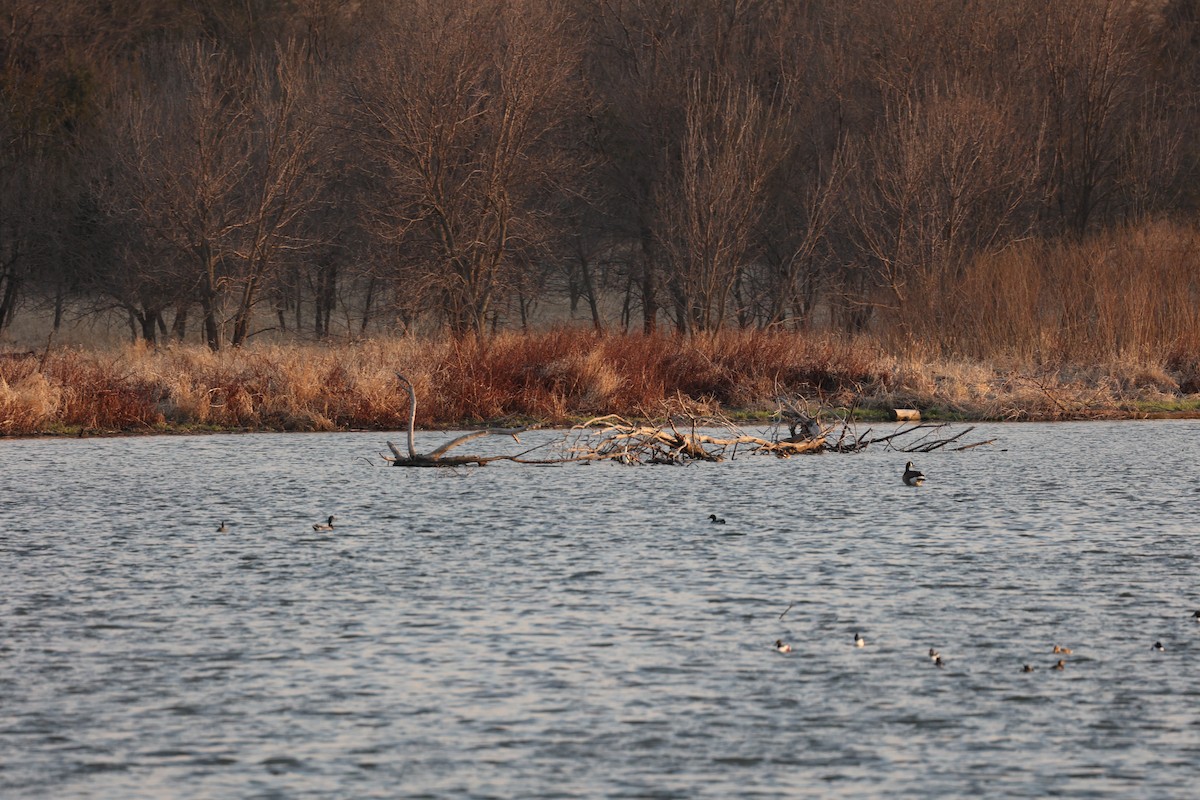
[217,521,228,533]
[313,515,336,531]
[708,514,725,524]
[902,461,925,486]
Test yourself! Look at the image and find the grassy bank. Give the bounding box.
[2,330,1199,436]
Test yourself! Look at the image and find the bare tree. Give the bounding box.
[348,0,585,338]
[850,84,1040,342]
[228,44,324,346]
[104,43,253,349]
[654,73,784,332]
[1031,0,1152,237]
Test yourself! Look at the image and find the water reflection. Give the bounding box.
[2,422,1199,797]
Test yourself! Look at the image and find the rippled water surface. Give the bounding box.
[3,421,1200,798]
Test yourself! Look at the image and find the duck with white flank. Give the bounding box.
[313,515,336,531]
[902,461,925,486]
[1153,641,1165,651]
[854,632,866,648]
[774,640,792,653]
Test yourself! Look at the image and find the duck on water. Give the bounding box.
[902,462,925,486]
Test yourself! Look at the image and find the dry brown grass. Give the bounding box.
[2,321,1199,436]
[905,220,1200,365]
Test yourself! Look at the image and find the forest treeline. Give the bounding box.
[4,0,1200,362]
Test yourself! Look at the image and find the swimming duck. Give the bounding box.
[854,632,866,648]
[933,655,944,668]
[902,461,925,486]
[1053,659,1066,670]
[708,514,726,524]
[312,515,336,531]
[774,639,792,653]
[1022,664,1035,673]
[1153,641,1165,651]
[217,521,228,533]
[928,648,940,660]
[1053,644,1072,655]
[1193,610,1200,621]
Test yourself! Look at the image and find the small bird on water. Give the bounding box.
[854,632,866,648]
[313,515,336,531]
[217,521,228,533]
[774,639,793,653]
[1153,641,1165,652]
[933,655,944,668]
[1054,659,1066,670]
[928,648,940,660]
[708,514,726,524]
[1023,664,1035,673]
[902,461,925,486]
[1053,644,1073,655]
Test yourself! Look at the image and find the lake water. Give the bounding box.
[2,421,1199,798]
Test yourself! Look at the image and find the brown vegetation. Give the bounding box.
[4,0,1200,431]
[2,328,1197,437]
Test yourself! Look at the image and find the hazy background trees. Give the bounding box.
[3,0,1200,358]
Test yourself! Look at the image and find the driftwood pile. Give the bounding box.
[382,375,993,468]
[560,397,993,465]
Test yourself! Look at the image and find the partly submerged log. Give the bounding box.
[384,373,540,467]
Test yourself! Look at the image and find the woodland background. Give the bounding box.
[3,1,1200,372]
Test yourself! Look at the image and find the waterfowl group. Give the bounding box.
[902,461,925,486]
[768,633,1176,676]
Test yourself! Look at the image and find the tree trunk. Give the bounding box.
[171,303,189,341]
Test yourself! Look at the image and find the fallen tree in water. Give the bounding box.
[561,396,994,464]
[383,374,546,466]
[384,378,993,467]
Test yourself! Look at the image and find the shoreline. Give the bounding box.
[3,333,1200,438]
[6,403,1200,442]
